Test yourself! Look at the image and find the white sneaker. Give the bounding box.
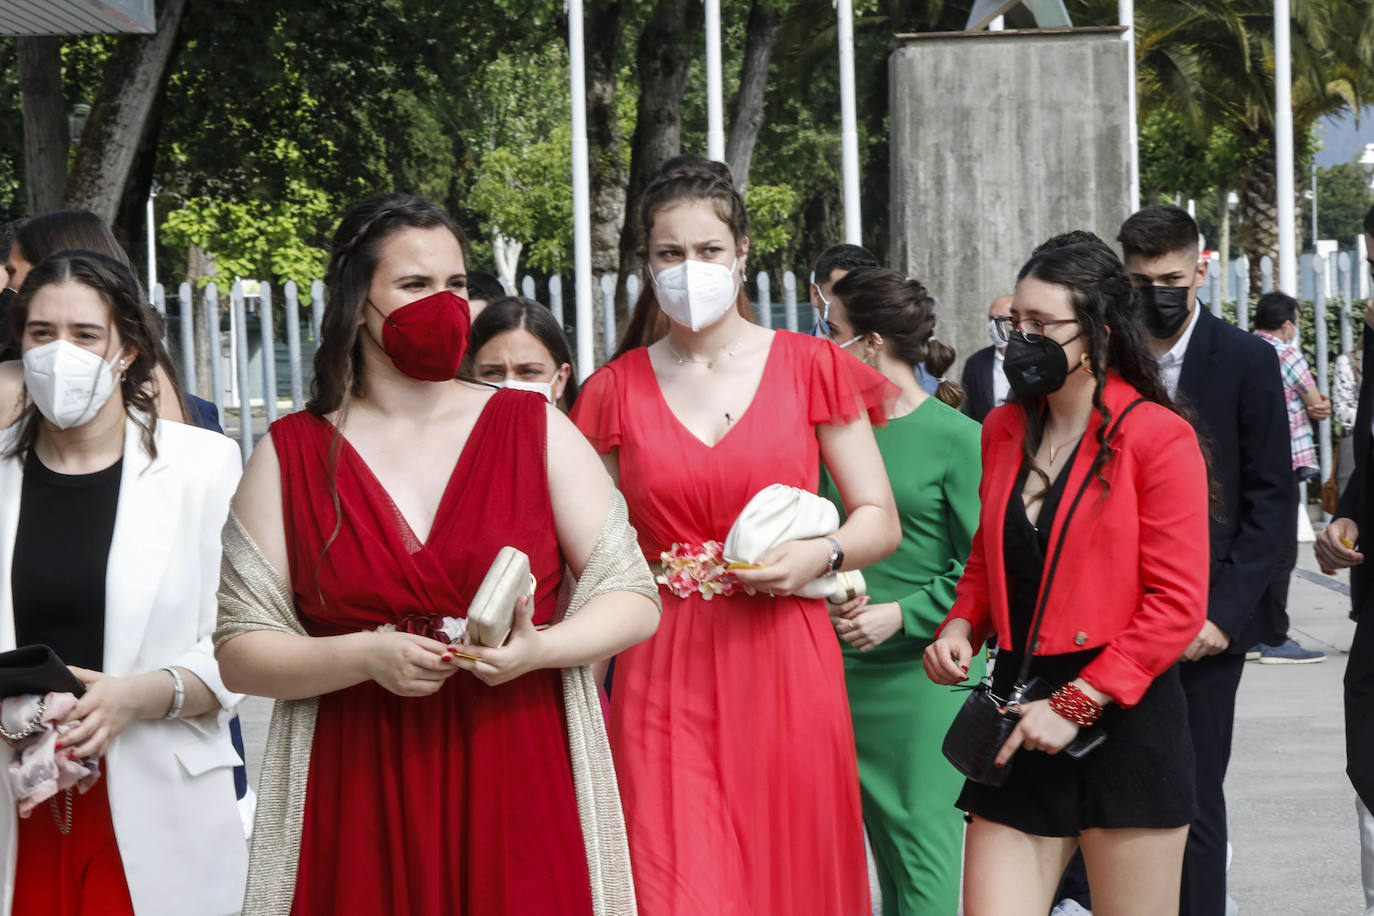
[1050,901,1092,916]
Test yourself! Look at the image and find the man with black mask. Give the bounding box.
[1118,205,1291,916]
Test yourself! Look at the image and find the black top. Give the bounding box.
[12,450,123,671]
[1002,442,1081,652]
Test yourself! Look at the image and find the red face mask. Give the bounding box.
[368,290,471,381]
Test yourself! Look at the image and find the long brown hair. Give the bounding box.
[307,194,467,591]
[612,155,755,359]
[7,251,162,459]
[831,267,964,408]
[307,193,468,416]
[12,209,187,414]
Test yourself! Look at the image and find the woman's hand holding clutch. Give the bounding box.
[454,596,549,687]
[729,538,832,596]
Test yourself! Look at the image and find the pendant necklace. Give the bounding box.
[1047,430,1086,465]
[664,336,744,370]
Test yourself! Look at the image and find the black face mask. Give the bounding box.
[1004,332,1077,400]
[1139,285,1192,339]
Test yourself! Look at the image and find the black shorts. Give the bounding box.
[956,659,1197,837]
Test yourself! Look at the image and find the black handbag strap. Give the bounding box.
[1011,398,1147,688]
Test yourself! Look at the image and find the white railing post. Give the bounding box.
[284,280,304,411]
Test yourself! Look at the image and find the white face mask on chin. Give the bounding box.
[652,257,739,332]
[499,378,555,403]
[23,339,122,430]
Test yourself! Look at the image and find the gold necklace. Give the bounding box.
[664,337,743,369]
[1047,430,1086,465]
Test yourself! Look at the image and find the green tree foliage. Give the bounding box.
[1315,161,1374,244]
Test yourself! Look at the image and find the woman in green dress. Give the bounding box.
[818,267,983,915]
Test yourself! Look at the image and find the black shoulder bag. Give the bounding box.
[941,399,1145,787]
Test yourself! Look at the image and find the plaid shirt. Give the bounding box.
[1255,330,1318,471]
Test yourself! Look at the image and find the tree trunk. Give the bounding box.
[584,0,626,366]
[17,37,69,214]
[1240,150,1279,295]
[187,244,216,400]
[612,0,704,328]
[725,1,782,195]
[64,0,189,223]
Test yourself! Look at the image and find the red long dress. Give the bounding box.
[271,389,593,915]
[571,331,895,915]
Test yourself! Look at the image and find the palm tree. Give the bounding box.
[1130,0,1374,289]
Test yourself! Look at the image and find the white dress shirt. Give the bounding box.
[992,348,1010,407]
[1158,305,1202,399]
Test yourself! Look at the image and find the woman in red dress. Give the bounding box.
[570,156,901,915]
[216,193,660,914]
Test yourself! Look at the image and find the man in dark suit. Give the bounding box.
[1119,205,1291,916]
[1315,204,1374,908]
[959,294,1013,422]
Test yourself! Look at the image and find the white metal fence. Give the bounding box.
[154,235,1373,492]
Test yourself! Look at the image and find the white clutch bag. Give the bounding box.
[467,546,537,647]
[723,484,866,603]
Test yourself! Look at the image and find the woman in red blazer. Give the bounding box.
[925,238,1210,916]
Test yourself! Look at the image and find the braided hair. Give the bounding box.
[830,267,964,408]
[613,155,755,358]
[307,193,466,415]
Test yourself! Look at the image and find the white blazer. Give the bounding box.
[0,417,248,916]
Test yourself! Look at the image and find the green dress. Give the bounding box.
[820,396,983,916]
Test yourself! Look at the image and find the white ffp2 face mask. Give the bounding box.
[988,319,1003,350]
[499,378,556,403]
[652,258,739,332]
[23,339,122,430]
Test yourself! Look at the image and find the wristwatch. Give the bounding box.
[824,536,844,574]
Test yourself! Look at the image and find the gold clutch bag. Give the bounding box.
[467,546,537,647]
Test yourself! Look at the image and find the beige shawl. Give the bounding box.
[215,490,658,915]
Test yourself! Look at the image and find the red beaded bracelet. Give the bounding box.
[1048,683,1104,727]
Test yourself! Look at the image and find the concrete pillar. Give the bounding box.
[889,27,1132,377]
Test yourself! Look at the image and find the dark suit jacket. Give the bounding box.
[1336,330,1374,616]
[960,345,997,423]
[1174,308,1293,653]
[1337,330,1374,806]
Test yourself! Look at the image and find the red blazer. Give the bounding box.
[939,373,1209,707]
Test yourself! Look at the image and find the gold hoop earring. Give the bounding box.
[1079,352,1094,376]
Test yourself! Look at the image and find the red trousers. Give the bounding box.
[12,777,134,916]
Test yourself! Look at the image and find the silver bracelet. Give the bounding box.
[162,666,185,720]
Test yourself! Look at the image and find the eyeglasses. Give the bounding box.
[993,316,1080,343]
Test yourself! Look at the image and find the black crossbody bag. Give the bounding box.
[942,399,1144,787]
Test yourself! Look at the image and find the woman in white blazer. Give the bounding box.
[0,251,246,915]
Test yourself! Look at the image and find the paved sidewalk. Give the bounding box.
[1227,547,1364,914]
[234,547,1368,914]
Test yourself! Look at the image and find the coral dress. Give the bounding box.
[271,389,593,915]
[572,330,894,915]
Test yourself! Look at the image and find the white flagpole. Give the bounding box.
[568,0,594,377]
[1119,0,1138,210]
[837,0,862,244]
[705,0,725,161]
[1275,0,1297,294]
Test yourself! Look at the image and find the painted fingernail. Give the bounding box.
[54,742,61,750]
